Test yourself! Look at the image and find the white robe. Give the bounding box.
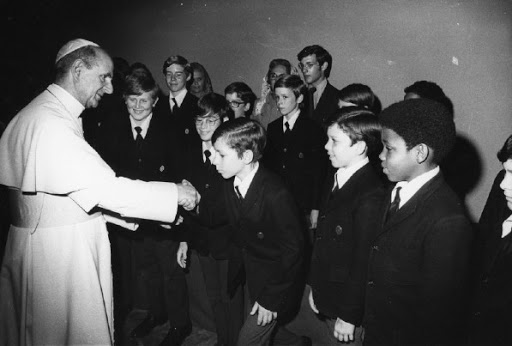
[0,84,180,345]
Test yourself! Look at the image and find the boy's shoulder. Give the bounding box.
[412,173,468,220]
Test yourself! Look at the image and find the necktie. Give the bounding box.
[332,173,339,192]
[172,98,179,114]
[204,149,211,167]
[306,87,316,119]
[284,121,291,134]
[234,186,243,201]
[386,186,402,222]
[134,126,143,152]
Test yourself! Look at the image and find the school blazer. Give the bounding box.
[364,172,473,345]
[304,82,339,125]
[179,138,232,259]
[310,163,384,325]
[225,166,305,315]
[264,112,327,211]
[96,108,181,236]
[469,170,512,344]
[153,91,200,144]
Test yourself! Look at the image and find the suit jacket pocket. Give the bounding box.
[328,266,349,283]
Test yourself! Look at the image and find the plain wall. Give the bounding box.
[5,0,512,220]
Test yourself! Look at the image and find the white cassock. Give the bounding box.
[0,84,180,345]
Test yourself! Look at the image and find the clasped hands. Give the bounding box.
[177,179,200,211]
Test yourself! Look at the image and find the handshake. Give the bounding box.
[177,179,201,211]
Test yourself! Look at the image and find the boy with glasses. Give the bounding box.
[224,82,256,119]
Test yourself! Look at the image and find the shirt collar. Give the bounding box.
[392,166,440,208]
[48,83,85,119]
[283,109,301,131]
[313,78,328,106]
[169,88,187,107]
[129,113,153,139]
[503,214,512,238]
[233,162,260,198]
[334,157,369,190]
[202,142,213,163]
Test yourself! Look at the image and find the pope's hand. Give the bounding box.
[177,180,200,211]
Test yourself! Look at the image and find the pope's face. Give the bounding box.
[77,51,114,108]
[125,91,158,124]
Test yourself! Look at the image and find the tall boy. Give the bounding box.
[211,118,306,345]
[364,99,473,345]
[297,44,339,124]
[155,55,200,143]
[309,107,383,344]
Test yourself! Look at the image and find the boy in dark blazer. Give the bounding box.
[469,134,512,344]
[211,118,308,346]
[178,93,244,346]
[154,55,200,144]
[297,44,339,125]
[309,107,384,344]
[364,99,473,345]
[97,64,190,345]
[264,74,327,234]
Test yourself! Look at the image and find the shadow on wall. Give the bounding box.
[442,133,482,220]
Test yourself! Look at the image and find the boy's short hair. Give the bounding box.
[339,83,380,113]
[197,92,229,120]
[273,75,307,101]
[326,107,382,158]
[162,55,192,76]
[224,82,257,115]
[404,80,453,116]
[124,63,160,100]
[212,118,266,163]
[297,45,333,78]
[497,134,512,163]
[266,58,292,82]
[380,98,455,163]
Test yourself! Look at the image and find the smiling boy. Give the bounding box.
[363,99,473,345]
[309,107,383,344]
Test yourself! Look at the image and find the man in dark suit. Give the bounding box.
[154,55,201,144]
[97,64,190,346]
[309,108,384,344]
[469,134,512,345]
[297,45,339,125]
[211,118,310,346]
[363,99,473,345]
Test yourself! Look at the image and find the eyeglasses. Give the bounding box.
[195,116,220,126]
[227,100,245,108]
[298,62,319,71]
[269,73,285,80]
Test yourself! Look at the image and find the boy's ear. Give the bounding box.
[297,93,304,104]
[354,140,367,156]
[415,143,430,164]
[242,149,254,164]
[244,102,250,112]
[320,61,328,73]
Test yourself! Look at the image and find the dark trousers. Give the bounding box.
[199,254,244,346]
[132,236,190,327]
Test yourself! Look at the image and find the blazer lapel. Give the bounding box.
[378,173,444,236]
